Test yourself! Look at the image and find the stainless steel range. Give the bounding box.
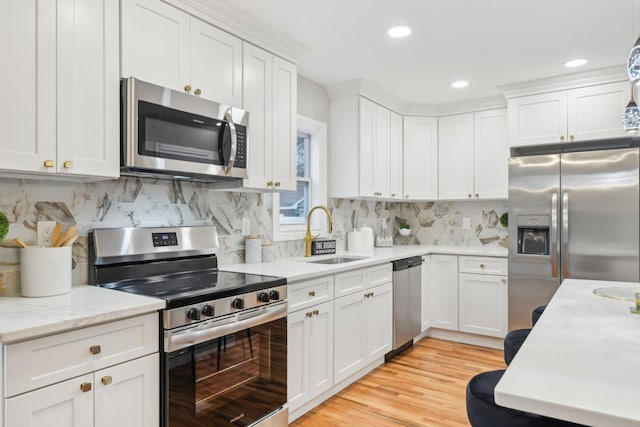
[89,226,288,427]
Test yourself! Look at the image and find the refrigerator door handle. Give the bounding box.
[562,192,569,278]
[551,193,558,278]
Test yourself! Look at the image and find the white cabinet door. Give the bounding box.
[0,0,56,174]
[364,282,393,361]
[120,0,190,92]
[567,81,630,142]
[474,109,508,199]
[271,56,298,191]
[308,301,334,401]
[459,273,508,338]
[6,373,94,427]
[190,17,242,107]
[242,43,273,190]
[429,255,459,331]
[94,354,159,427]
[508,92,568,147]
[438,113,474,200]
[421,256,431,332]
[358,97,377,198]
[56,0,119,178]
[287,308,308,412]
[333,291,366,384]
[374,105,391,197]
[403,116,438,200]
[389,111,403,200]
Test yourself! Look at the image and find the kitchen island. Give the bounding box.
[494,279,640,427]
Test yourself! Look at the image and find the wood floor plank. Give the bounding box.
[291,338,505,427]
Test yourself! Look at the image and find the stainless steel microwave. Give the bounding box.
[120,78,248,182]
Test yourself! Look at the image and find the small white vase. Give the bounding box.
[398,228,411,237]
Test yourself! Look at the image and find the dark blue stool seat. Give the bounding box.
[466,370,584,427]
[532,305,547,326]
[503,328,530,365]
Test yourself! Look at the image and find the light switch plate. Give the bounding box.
[37,221,57,247]
[463,217,471,230]
[241,218,251,236]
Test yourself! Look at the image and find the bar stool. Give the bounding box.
[532,305,547,326]
[466,370,584,427]
[503,329,530,365]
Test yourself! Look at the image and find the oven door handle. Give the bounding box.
[165,301,287,352]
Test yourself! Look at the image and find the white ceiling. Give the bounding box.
[215,0,638,105]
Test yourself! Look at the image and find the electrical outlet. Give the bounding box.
[463,217,471,230]
[37,221,57,247]
[241,218,251,236]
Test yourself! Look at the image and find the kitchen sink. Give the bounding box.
[306,256,367,264]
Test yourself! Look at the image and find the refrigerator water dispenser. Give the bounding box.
[517,215,550,255]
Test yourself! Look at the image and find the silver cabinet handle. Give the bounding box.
[551,193,558,278]
[223,108,237,176]
[562,192,569,278]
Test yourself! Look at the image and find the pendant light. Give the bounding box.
[628,35,640,84]
[622,82,640,133]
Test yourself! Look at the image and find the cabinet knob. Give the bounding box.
[274,181,281,187]
[89,345,101,355]
[560,135,565,141]
[468,194,472,198]
[63,160,73,169]
[569,134,575,141]
[43,160,54,168]
[391,193,396,197]
[184,84,192,93]
[405,194,410,199]
[194,88,202,96]
[80,382,92,393]
[267,181,273,187]
[475,193,479,198]
[480,264,485,268]
[308,291,315,297]
[313,309,319,315]
[101,376,113,386]
[501,278,507,284]
[306,312,313,317]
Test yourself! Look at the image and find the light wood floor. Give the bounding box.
[291,338,506,427]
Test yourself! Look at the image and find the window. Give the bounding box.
[279,132,311,224]
[272,115,327,241]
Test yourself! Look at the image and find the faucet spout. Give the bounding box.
[305,205,333,257]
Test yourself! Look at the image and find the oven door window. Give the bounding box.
[138,101,231,166]
[165,317,287,427]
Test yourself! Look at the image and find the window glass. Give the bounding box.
[280,132,311,224]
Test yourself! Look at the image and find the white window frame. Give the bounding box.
[272,115,327,242]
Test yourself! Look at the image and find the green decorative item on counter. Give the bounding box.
[499,212,508,228]
[399,223,410,230]
[0,212,9,242]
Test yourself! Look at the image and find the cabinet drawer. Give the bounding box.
[458,256,507,275]
[334,269,367,297]
[288,276,334,312]
[367,263,392,288]
[5,313,158,397]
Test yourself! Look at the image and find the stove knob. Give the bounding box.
[187,307,200,321]
[257,292,270,303]
[269,290,280,301]
[201,304,214,317]
[231,298,245,310]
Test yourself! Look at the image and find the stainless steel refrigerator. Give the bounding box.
[508,145,639,331]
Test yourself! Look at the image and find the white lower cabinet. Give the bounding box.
[459,274,508,338]
[429,255,459,330]
[288,300,334,413]
[3,313,159,427]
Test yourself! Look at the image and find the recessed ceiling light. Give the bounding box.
[387,26,411,38]
[451,80,469,89]
[565,59,587,68]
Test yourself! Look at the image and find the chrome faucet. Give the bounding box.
[305,205,333,257]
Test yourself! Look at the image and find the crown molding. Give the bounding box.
[436,95,507,116]
[498,65,628,98]
[326,79,407,114]
[166,0,310,63]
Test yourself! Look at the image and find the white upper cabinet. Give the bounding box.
[389,112,404,200]
[403,116,438,201]
[438,109,507,200]
[508,81,630,147]
[0,0,119,179]
[242,43,297,191]
[330,96,397,199]
[121,0,243,107]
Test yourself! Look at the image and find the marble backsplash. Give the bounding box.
[0,177,507,295]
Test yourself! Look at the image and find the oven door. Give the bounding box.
[163,303,287,427]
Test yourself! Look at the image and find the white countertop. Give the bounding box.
[494,279,640,427]
[0,285,165,343]
[221,245,507,283]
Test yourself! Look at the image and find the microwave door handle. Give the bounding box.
[224,108,237,176]
[551,192,558,278]
[562,192,569,278]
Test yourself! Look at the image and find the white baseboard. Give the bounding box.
[422,328,504,350]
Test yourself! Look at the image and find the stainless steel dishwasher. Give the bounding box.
[391,256,423,352]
